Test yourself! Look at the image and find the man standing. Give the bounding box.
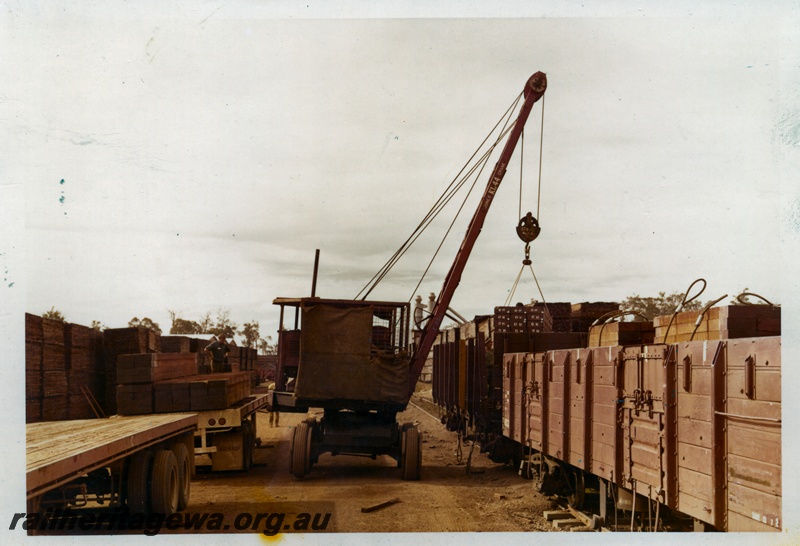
[204,333,230,373]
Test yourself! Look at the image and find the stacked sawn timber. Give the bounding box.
[25,314,105,423]
[570,301,620,333]
[116,352,252,415]
[494,304,553,334]
[588,320,655,347]
[103,327,161,415]
[654,305,781,343]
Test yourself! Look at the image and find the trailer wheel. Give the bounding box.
[290,421,312,479]
[170,442,191,510]
[151,450,179,516]
[127,450,154,514]
[401,426,421,481]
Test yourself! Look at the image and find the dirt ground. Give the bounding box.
[188,388,561,534]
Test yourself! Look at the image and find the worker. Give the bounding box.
[269,408,280,427]
[204,334,230,373]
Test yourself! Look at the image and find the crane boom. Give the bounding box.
[408,71,547,396]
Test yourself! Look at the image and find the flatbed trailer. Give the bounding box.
[26,413,196,517]
[193,393,270,471]
[25,392,270,521]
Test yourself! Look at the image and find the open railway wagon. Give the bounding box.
[432,320,588,464]
[269,71,548,480]
[500,304,782,532]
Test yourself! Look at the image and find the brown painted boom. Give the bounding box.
[408,71,547,396]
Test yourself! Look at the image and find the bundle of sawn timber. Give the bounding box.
[116,352,253,415]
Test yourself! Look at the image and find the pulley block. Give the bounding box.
[516,212,541,243]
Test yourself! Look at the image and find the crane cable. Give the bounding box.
[505,96,547,307]
[356,91,526,301]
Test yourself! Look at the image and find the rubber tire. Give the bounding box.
[127,450,154,514]
[170,442,191,510]
[401,426,421,481]
[290,421,312,479]
[151,450,180,516]
[567,469,586,510]
[241,420,254,472]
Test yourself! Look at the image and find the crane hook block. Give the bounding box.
[516,212,541,243]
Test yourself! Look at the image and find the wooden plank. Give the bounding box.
[42,317,65,345]
[678,442,712,475]
[592,401,617,425]
[26,413,196,498]
[117,353,198,384]
[42,396,68,421]
[728,453,781,496]
[726,368,781,402]
[591,365,616,386]
[26,341,43,372]
[727,423,781,463]
[727,509,781,532]
[678,489,713,524]
[26,313,44,343]
[726,398,781,421]
[677,417,712,449]
[727,481,781,530]
[677,393,712,421]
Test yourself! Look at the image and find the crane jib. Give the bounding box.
[482,162,508,211]
[407,71,547,397]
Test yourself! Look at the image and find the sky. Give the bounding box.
[2,0,800,540]
[3,2,799,343]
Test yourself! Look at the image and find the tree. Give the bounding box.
[241,321,260,349]
[171,318,202,334]
[208,308,237,339]
[167,310,202,334]
[197,312,214,334]
[621,291,704,321]
[128,316,162,334]
[258,335,277,355]
[91,320,106,332]
[42,307,66,322]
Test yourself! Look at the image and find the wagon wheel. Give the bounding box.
[567,469,586,511]
[401,426,422,481]
[290,421,312,479]
[170,442,191,510]
[127,450,154,514]
[151,450,180,516]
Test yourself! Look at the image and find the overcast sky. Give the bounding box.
[2,0,800,541]
[3,2,798,342]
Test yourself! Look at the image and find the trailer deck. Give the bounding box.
[26,413,196,500]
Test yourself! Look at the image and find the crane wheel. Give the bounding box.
[291,421,312,479]
[401,426,422,481]
[170,442,191,510]
[127,450,154,514]
[151,450,180,516]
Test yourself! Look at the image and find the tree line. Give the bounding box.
[39,287,772,352]
[39,307,276,354]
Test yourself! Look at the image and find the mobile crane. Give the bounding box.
[271,71,547,480]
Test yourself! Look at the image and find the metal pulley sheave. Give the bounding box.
[516,212,540,265]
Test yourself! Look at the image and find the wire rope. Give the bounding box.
[356,92,525,301]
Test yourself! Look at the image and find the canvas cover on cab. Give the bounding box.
[294,303,410,405]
